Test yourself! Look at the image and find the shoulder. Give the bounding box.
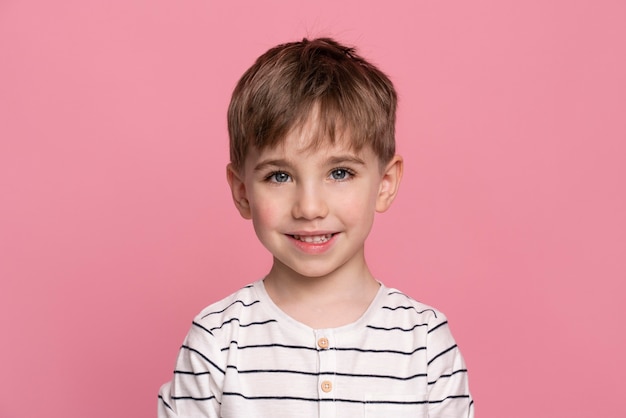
[186,281,278,342]
[192,282,263,329]
[373,286,463,363]
[374,286,448,327]
[369,286,457,343]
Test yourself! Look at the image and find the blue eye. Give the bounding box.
[330,168,352,180]
[268,171,290,183]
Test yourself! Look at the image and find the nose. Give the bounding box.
[291,182,328,220]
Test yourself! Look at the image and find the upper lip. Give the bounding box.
[287,231,337,236]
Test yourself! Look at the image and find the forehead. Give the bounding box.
[246,132,366,165]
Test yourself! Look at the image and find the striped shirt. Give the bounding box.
[158,280,474,417]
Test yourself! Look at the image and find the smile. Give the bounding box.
[291,234,334,243]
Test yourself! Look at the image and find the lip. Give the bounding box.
[286,231,338,254]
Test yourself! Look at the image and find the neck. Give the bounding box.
[263,256,381,328]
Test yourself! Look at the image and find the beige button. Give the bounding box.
[317,337,329,349]
[321,380,333,393]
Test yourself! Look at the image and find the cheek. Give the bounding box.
[250,197,283,230]
[332,187,378,221]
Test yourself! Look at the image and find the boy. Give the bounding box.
[158,37,473,417]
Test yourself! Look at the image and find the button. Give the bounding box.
[317,337,329,349]
[321,380,333,393]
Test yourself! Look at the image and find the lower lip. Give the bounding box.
[288,234,337,254]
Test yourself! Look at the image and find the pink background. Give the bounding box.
[1,1,625,417]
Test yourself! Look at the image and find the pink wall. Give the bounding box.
[1,1,625,417]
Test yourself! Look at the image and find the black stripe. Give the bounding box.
[427,320,448,334]
[387,291,408,297]
[385,292,439,318]
[174,370,211,376]
[221,341,317,352]
[428,394,471,404]
[427,344,457,366]
[366,323,428,332]
[158,395,174,411]
[181,345,226,374]
[171,395,218,402]
[200,299,260,319]
[427,368,468,385]
[225,366,428,381]
[221,342,426,356]
[382,305,438,317]
[334,346,427,356]
[227,366,319,376]
[209,318,277,333]
[328,371,427,381]
[223,392,321,403]
[192,321,214,336]
[222,392,427,405]
[366,398,428,405]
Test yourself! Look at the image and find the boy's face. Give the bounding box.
[227,126,402,281]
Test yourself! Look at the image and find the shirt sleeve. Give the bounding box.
[426,313,474,418]
[158,321,225,418]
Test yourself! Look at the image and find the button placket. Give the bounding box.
[315,329,336,417]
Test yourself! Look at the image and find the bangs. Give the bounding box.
[256,100,360,155]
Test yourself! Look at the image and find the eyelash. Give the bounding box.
[329,167,355,181]
[263,168,356,183]
[264,171,291,183]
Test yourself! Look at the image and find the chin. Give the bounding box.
[289,267,335,279]
[287,260,348,280]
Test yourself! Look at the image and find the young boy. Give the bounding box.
[158,37,473,418]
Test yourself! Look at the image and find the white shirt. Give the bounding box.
[158,280,474,418]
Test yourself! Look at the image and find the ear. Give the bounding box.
[376,155,403,213]
[226,163,252,219]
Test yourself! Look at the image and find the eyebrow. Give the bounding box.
[253,159,291,172]
[253,154,366,172]
[326,155,366,166]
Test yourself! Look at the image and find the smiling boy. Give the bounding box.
[158,37,474,418]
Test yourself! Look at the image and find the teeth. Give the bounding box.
[293,234,333,243]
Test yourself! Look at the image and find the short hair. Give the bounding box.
[227,37,397,171]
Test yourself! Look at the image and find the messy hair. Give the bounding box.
[227,37,397,171]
